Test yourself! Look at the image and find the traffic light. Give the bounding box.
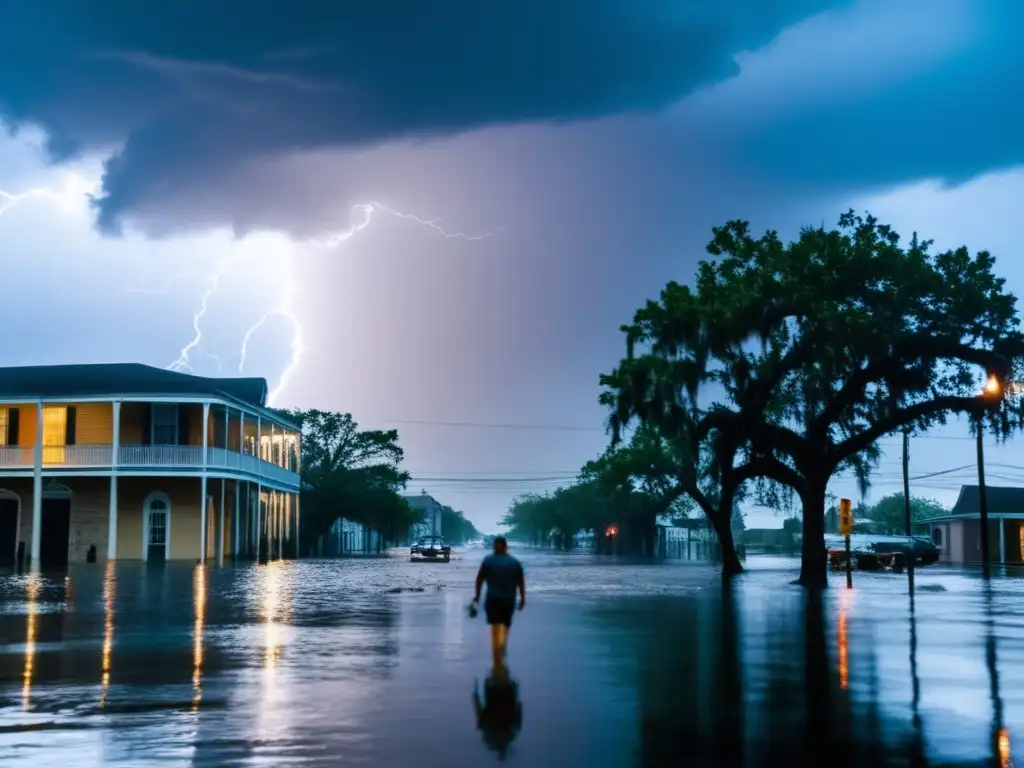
[839,498,853,535]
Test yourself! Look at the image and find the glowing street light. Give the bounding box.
[977,372,1009,579]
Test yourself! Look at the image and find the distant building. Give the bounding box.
[328,517,380,555]
[924,485,1024,565]
[404,491,443,541]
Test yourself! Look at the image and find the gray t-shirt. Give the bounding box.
[480,553,523,601]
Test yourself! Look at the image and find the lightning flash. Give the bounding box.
[1,184,501,406]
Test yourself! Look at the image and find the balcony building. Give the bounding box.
[0,363,301,570]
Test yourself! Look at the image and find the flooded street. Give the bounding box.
[0,550,1021,766]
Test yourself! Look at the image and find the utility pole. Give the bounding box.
[902,428,912,535]
[977,419,992,579]
[903,427,915,582]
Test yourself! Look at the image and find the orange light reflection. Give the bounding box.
[838,588,852,690]
[263,561,283,667]
[22,575,41,709]
[99,561,116,708]
[192,564,207,711]
[998,728,1013,768]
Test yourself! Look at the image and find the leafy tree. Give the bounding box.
[280,409,415,552]
[582,429,699,557]
[602,211,1024,587]
[863,494,947,535]
[440,506,480,545]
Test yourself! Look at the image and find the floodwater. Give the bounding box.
[0,551,1020,767]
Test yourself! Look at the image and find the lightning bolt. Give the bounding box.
[128,201,503,406]
[1,175,97,215]
[167,260,230,374]
[2,181,501,404]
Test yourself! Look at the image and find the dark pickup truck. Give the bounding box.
[411,536,451,562]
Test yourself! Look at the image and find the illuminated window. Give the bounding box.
[42,406,67,464]
[0,409,6,447]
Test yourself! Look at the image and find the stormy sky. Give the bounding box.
[1,0,1021,530]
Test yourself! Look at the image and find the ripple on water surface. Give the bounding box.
[0,551,1021,767]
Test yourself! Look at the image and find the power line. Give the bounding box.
[369,417,606,432]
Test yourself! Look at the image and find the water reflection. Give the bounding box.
[99,561,115,708]
[4,555,1024,765]
[193,564,206,711]
[21,574,40,709]
[473,665,524,760]
[838,586,851,690]
[262,560,284,668]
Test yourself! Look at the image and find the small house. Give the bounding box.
[925,485,1024,565]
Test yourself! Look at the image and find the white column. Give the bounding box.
[217,478,226,566]
[256,483,264,560]
[999,517,1006,565]
[30,400,43,571]
[108,400,121,560]
[201,403,210,468]
[256,417,262,461]
[200,402,209,563]
[233,480,240,560]
[239,411,245,455]
[199,476,208,564]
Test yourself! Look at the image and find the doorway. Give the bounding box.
[0,496,17,567]
[40,497,71,570]
[145,495,170,563]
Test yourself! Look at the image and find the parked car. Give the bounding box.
[411,536,451,562]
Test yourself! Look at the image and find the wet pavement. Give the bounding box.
[0,549,1020,767]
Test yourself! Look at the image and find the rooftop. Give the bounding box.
[0,363,298,429]
[950,485,1024,516]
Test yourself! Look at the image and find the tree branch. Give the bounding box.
[813,339,1011,435]
[830,393,994,465]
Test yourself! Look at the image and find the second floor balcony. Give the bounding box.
[0,400,301,489]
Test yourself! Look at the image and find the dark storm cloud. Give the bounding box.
[714,0,1024,189]
[0,0,845,232]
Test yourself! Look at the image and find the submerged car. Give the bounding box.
[411,536,451,562]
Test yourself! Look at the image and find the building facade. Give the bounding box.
[926,485,1024,565]
[404,492,443,541]
[0,363,302,570]
[329,517,381,555]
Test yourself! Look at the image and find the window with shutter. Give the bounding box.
[152,404,179,445]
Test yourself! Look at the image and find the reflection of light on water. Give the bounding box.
[838,588,852,691]
[22,575,41,709]
[263,561,284,667]
[442,589,464,660]
[999,728,1013,767]
[257,562,294,741]
[192,565,207,711]
[100,562,116,708]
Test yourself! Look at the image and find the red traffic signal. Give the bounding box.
[606,525,619,537]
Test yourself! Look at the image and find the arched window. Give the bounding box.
[932,527,943,547]
[143,493,172,562]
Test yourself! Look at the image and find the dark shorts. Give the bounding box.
[484,597,516,627]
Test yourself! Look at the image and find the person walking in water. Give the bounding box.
[471,536,525,669]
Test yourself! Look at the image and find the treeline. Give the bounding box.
[504,211,1024,587]
[441,505,481,545]
[278,409,479,554]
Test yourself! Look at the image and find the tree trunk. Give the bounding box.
[798,483,828,588]
[642,515,657,558]
[710,513,744,578]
